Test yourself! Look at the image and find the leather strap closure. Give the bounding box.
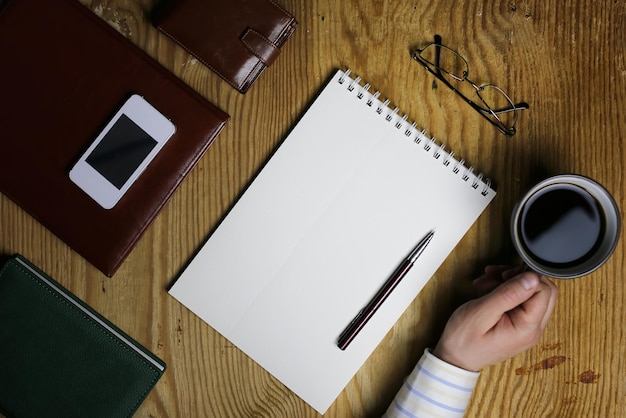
[241,28,280,66]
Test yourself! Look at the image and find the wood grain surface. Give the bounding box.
[1,0,625,416]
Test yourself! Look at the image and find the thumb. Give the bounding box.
[477,272,540,325]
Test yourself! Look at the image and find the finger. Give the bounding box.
[508,275,557,329]
[473,274,501,294]
[501,265,524,280]
[475,272,540,328]
[537,277,558,329]
[473,265,509,294]
[474,265,525,294]
[484,265,510,275]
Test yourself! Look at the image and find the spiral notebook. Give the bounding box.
[169,69,496,413]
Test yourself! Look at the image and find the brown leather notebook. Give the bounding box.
[0,0,229,276]
[152,0,298,93]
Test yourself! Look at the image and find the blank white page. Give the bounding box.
[169,69,496,414]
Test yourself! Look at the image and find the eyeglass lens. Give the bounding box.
[419,44,467,81]
[419,44,517,130]
[475,85,517,128]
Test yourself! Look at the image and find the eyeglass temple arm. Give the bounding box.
[486,102,529,115]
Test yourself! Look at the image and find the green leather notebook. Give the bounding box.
[0,255,166,418]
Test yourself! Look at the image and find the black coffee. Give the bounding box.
[519,184,605,267]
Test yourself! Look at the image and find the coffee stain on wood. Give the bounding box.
[541,342,563,352]
[515,355,568,375]
[578,370,600,384]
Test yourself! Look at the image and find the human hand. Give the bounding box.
[432,266,558,372]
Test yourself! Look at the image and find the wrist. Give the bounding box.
[432,344,482,372]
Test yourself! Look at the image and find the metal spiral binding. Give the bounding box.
[481,178,492,196]
[367,91,380,107]
[338,69,351,84]
[395,115,408,130]
[453,159,465,174]
[347,76,361,92]
[338,69,493,197]
[405,122,417,137]
[424,137,436,152]
[386,107,399,122]
[377,99,390,115]
[433,143,445,159]
[463,167,474,182]
[473,173,484,189]
[414,129,427,144]
[357,83,370,100]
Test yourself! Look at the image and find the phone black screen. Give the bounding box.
[85,114,157,189]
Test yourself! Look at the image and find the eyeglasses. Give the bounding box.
[411,38,528,137]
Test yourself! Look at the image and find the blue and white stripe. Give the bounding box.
[384,349,480,418]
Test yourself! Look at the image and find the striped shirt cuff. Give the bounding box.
[383,348,480,418]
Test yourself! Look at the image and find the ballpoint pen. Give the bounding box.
[337,230,435,350]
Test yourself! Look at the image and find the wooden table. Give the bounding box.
[2,0,624,416]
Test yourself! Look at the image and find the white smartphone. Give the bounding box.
[70,94,176,209]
